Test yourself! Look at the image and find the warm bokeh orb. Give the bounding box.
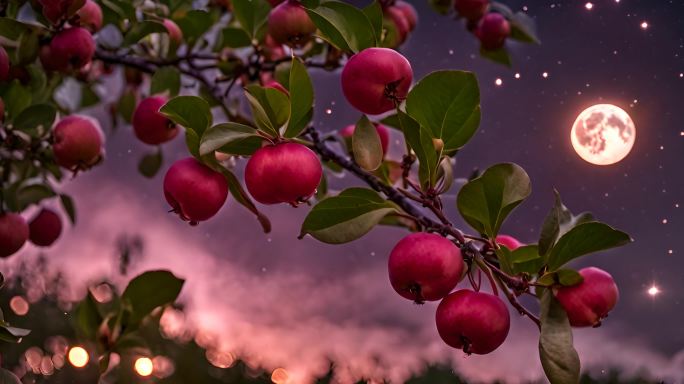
[68,346,89,368]
[571,104,636,165]
[135,357,154,377]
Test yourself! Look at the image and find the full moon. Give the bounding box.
[570,104,636,165]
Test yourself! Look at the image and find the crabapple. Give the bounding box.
[339,123,390,155]
[28,208,62,247]
[0,213,29,258]
[39,0,85,24]
[388,233,465,303]
[132,96,179,145]
[495,234,522,251]
[163,158,229,224]
[555,267,619,327]
[341,48,413,115]
[476,13,510,51]
[0,98,4,122]
[48,27,95,72]
[436,290,510,354]
[454,0,489,22]
[0,46,9,81]
[52,115,105,171]
[263,80,289,95]
[385,6,411,45]
[394,1,418,31]
[75,0,103,32]
[245,142,322,205]
[268,0,317,48]
[163,19,183,44]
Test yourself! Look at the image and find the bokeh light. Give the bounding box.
[10,296,29,316]
[68,346,89,368]
[135,357,154,377]
[271,367,290,384]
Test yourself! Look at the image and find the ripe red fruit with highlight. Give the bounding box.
[132,96,179,145]
[75,0,103,32]
[163,158,229,225]
[339,123,390,155]
[52,115,105,171]
[28,209,63,247]
[0,213,29,258]
[341,47,413,115]
[39,0,85,24]
[454,0,489,22]
[476,13,511,51]
[555,267,619,327]
[388,233,465,303]
[385,7,411,45]
[48,27,95,72]
[163,19,183,44]
[268,0,317,48]
[245,142,322,205]
[495,234,522,251]
[394,1,418,31]
[436,290,510,354]
[0,46,9,81]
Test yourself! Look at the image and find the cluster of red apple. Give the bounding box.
[455,0,512,51]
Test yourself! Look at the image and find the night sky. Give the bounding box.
[3,0,684,382]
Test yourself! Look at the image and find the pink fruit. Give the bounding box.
[268,0,317,48]
[48,27,95,72]
[339,123,390,155]
[163,158,229,224]
[245,142,322,205]
[555,267,619,328]
[39,0,85,24]
[0,213,29,258]
[341,47,413,115]
[263,80,289,95]
[28,208,62,247]
[385,7,411,45]
[454,0,489,22]
[0,46,9,81]
[394,1,418,31]
[495,234,522,251]
[388,233,464,303]
[163,19,183,44]
[436,290,510,354]
[52,115,105,171]
[75,0,103,32]
[475,13,510,51]
[132,96,179,145]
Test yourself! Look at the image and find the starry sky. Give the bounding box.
[3,0,684,382]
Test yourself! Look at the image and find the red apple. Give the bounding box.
[132,96,179,145]
[454,0,489,22]
[0,46,9,81]
[163,19,183,45]
[39,0,85,25]
[555,267,619,327]
[263,80,289,95]
[339,123,390,155]
[475,12,510,51]
[163,158,229,224]
[268,0,317,48]
[0,213,29,258]
[245,142,322,205]
[75,0,103,32]
[436,290,510,354]
[52,115,105,171]
[385,6,411,45]
[388,233,464,303]
[48,27,95,72]
[495,234,522,251]
[394,1,418,31]
[341,47,413,115]
[28,208,62,247]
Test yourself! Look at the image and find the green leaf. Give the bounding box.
[1,81,32,121]
[0,367,22,384]
[160,96,212,136]
[362,1,383,46]
[13,104,56,136]
[0,18,35,40]
[123,21,167,46]
[75,292,103,339]
[199,123,259,156]
[300,188,398,244]
[306,1,377,53]
[150,67,181,97]
[232,0,271,39]
[16,29,39,65]
[480,46,512,67]
[397,111,439,188]
[352,115,383,171]
[220,168,271,233]
[244,85,290,137]
[537,269,584,287]
[16,184,56,211]
[456,163,531,237]
[283,58,314,138]
[428,0,454,15]
[507,244,544,275]
[121,270,184,325]
[117,88,137,123]
[0,323,31,343]
[547,222,631,270]
[215,26,252,49]
[80,85,100,108]
[406,71,481,153]
[176,10,213,43]
[539,190,595,256]
[539,290,581,384]
[137,150,163,178]
[60,194,76,224]
[509,12,540,44]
